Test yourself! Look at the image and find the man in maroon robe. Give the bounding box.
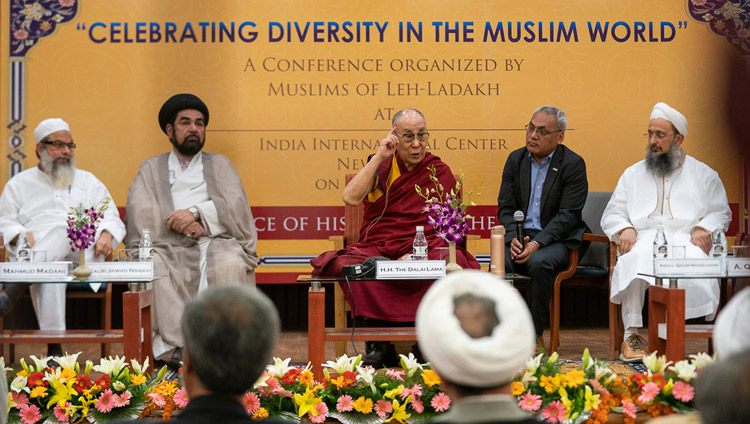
[311,108,480,367]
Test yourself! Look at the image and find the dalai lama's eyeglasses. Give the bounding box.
[398,132,430,142]
[41,140,77,150]
[525,124,562,137]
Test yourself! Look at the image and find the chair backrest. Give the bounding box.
[578,191,613,269]
[345,174,365,245]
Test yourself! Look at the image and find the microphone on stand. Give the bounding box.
[513,210,525,247]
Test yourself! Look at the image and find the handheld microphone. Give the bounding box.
[513,210,525,247]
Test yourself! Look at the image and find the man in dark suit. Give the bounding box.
[497,105,588,338]
[170,285,280,423]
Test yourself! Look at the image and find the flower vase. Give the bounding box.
[72,249,92,280]
[446,241,463,273]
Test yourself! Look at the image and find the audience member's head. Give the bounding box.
[713,287,750,359]
[181,285,280,398]
[416,270,535,396]
[694,349,750,424]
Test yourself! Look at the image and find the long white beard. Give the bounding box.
[40,150,76,189]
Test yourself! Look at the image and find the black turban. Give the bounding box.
[158,93,209,133]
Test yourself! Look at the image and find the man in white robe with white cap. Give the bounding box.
[601,102,731,361]
[416,270,538,423]
[0,118,125,356]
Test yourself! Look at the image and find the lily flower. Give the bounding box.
[399,353,423,378]
[55,353,81,370]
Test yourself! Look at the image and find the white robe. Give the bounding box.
[601,155,731,329]
[0,167,125,330]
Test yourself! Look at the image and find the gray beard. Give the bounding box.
[40,150,76,189]
[645,142,684,177]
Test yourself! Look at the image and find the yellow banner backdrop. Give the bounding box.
[2,0,743,271]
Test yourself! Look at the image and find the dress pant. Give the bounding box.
[504,229,571,337]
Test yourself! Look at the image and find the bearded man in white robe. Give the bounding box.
[601,102,731,361]
[124,94,259,369]
[0,118,125,356]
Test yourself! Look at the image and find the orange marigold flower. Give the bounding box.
[253,407,269,420]
[299,370,314,387]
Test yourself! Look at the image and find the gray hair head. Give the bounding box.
[695,350,750,424]
[392,108,426,127]
[182,285,280,395]
[533,105,567,132]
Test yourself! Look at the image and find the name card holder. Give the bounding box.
[88,262,154,280]
[376,260,446,279]
[654,258,723,276]
[0,262,71,280]
[727,257,750,276]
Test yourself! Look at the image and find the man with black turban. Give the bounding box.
[124,93,259,369]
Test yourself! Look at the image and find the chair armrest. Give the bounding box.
[328,235,346,250]
[583,233,609,243]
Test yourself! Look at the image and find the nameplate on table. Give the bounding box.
[0,262,70,279]
[88,262,154,279]
[727,257,750,276]
[376,260,445,279]
[653,258,723,276]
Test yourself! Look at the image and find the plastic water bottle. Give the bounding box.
[16,234,31,262]
[653,223,667,272]
[412,226,428,260]
[139,229,153,262]
[712,229,727,275]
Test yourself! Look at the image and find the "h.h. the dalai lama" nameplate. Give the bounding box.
[376,260,445,279]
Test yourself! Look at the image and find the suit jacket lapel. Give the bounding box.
[519,151,532,213]
[540,145,564,212]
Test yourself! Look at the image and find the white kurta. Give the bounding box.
[0,167,125,330]
[601,155,731,329]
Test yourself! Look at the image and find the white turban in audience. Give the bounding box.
[416,270,535,388]
[34,118,70,143]
[713,287,750,359]
[650,102,688,137]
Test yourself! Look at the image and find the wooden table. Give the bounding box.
[641,272,734,362]
[0,278,154,366]
[302,273,529,378]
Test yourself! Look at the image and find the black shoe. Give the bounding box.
[362,342,398,369]
[155,347,183,371]
[47,343,63,358]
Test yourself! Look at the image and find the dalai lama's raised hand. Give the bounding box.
[375,127,399,161]
[94,231,113,258]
